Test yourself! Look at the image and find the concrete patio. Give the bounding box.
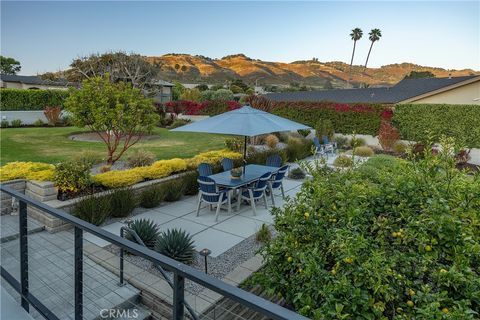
[85,178,305,257]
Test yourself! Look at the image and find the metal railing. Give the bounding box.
[0,185,308,320]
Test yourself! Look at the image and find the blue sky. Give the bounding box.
[1,1,479,75]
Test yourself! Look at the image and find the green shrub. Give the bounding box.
[1,120,9,128]
[0,88,70,111]
[315,119,334,140]
[297,129,311,137]
[155,228,196,264]
[10,119,22,127]
[163,180,185,202]
[393,141,408,154]
[72,150,104,168]
[357,154,403,183]
[139,185,166,208]
[168,118,191,129]
[54,161,91,193]
[126,218,160,249]
[333,136,349,149]
[108,188,137,218]
[211,89,234,101]
[127,150,155,168]
[353,146,374,157]
[333,154,353,167]
[288,167,306,180]
[256,223,272,243]
[256,138,480,319]
[224,137,244,152]
[247,148,287,166]
[393,104,480,148]
[72,194,111,226]
[285,138,313,162]
[349,136,366,148]
[33,119,44,127]
[182,172,199,196]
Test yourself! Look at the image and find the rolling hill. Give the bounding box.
[145,53,478,88]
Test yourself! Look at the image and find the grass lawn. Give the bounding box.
[1,127,228,165]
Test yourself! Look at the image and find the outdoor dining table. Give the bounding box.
[209,164,280,189]
[208,164,279,211]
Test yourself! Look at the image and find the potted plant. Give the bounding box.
[230,167,243,179]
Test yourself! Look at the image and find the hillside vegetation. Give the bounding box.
[146,53,477,87]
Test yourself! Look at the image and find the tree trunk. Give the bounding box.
[349,41,357,81]
[364,41,374,68]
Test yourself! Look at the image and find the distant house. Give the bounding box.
[0,74,73,90]
[264,76,480,105]
[151,79,174,103]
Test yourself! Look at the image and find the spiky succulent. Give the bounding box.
[125,218,160,249]
[155,228,196,264]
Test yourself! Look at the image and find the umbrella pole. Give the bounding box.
[243,136,247,174]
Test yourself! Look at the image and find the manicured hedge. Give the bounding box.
[393,104,480,147]
[0,88,70,111]
[270,101,388,136]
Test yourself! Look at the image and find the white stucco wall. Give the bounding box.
[1,111,48,124]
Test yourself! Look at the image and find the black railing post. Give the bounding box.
[74,227,83,320]
[19,200,29,312]
[119,228,124,286]
[173,273,185,320]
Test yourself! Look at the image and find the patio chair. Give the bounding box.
[313,137,326,158]
[265,154,282,167]
[237,172,272,216]
[197,163,213,176]
[221,158,234,172]
[196,176,231,222]
[268,165,289,206]
[322,135,337,155]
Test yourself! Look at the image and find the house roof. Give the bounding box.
[0,74,70,87]
[264,76,479,104]
[152,79,174,87]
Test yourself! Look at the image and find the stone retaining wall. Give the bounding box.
[1,171,193,233]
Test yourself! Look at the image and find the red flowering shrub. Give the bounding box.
[227,100,241,111]
[378,121,400,151]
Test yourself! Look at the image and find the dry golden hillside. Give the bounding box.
[146,53,477,87]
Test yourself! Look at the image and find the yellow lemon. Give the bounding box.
[440,269,447,273]
[392,232,398,238]
[304,212,310,219]
[407,300,414,307]
[441,308,449,314]
[331,269,337,275]
[408,289,415,296]
[287,256,293,263]
[425,245,432,252]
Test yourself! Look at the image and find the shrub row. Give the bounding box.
[0,89,70,111]
[0,162,55,182]
[270,101,388,136]
[393,104,480,148]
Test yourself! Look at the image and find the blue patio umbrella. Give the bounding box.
[171,105,311,168]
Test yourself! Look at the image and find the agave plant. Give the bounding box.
[125,218,160,249]
[155,228,196,264]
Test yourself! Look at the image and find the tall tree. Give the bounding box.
[349,28,363,78]
[0,56,21,74]
[68,51,159,95]
[364,29,382,68]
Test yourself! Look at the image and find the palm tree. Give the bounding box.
[349,28,363,78]
[364,28,382,68]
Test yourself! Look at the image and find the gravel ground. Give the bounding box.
[106,227,276,295]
